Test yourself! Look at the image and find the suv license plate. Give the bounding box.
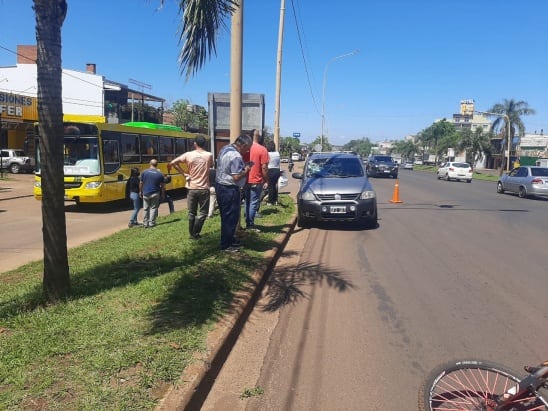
[330,206,346,214]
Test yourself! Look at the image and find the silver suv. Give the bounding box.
[0,149,35,174]
[292,152,378,228]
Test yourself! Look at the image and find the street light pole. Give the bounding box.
[321,49,359,151]
[475,110,512,173]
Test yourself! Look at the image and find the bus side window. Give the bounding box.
[103,140,120,173]
[121,133,140,162]
[159,136,174,162]
[140,135,158,163]
[175,139,186,156]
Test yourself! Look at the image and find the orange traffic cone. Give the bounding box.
[389,179,403,203]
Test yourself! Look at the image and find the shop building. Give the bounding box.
[0,45,164,153]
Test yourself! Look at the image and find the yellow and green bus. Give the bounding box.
[34,121,197,204]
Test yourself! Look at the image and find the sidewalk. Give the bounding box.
[0,172,35,201]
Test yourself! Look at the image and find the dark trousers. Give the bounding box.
[267,168,280,203]
[187,189,210,237]
[215,183,241,249]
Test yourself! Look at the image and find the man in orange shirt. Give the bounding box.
[244,129,269,231]
[168,135,213,239]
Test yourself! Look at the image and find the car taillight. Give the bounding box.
[448,167,454,171]
[531,178,544,184]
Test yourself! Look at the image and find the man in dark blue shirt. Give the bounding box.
[139,159,165,228]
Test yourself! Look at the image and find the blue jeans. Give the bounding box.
[129,192,140,223]
[244,184,263,228]
[216,183,241,249]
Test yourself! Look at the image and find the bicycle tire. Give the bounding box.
[418,359,548,411]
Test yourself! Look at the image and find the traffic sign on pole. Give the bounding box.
[292,132,300,138]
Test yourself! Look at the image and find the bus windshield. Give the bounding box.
[63,136,100,175]
[36,136,100,176]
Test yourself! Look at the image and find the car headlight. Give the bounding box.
[301,190,316,201]
[85,181,102,189]
[360,190,376,200]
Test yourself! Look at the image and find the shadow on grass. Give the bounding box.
[146,257,258,334]
[0,201,294,337]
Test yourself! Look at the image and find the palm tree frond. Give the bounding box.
[176,0,238,80]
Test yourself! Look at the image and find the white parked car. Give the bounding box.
[437,162,473,183]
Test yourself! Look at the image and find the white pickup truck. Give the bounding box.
[0,149,35,174]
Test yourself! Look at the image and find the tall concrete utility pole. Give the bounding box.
[230,0,243,143]
[273,0,286,151]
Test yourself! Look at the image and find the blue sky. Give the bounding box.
[1,0,547,145]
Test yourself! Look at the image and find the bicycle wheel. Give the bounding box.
[418,359,548,411]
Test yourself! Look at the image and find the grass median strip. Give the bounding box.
[0,195,294,410]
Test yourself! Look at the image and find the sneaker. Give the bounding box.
[255,212,263,218]
[222,246,240,253]
[245,226,261,233]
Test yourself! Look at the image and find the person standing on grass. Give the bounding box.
[168,135,213,240]
[265,140,281,205]
[139,159,165,228]
[215,134,253,252]
[128,167,141,227]
[244,129,269,232]
[162,174,175,214]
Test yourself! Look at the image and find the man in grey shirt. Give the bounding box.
[215,134,253,251]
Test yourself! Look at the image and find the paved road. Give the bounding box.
[0,173,178,273]
[200,169,548,410]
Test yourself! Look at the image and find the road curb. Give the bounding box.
[155,214,298,411]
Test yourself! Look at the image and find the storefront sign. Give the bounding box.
[0,92,38,120]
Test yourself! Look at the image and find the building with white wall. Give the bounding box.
[0,45,164,150]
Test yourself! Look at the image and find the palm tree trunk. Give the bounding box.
[34,0,71,301]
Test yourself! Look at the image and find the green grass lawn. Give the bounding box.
[0,196,295,410]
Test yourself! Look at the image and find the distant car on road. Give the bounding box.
[436,162,473,183]
[280,157,289,163]
[403,162,414,170]
[292,151,377,228]
[366,155,398,178]
[497,166,548,198]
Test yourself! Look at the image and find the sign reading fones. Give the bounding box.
[0,92,38,120]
